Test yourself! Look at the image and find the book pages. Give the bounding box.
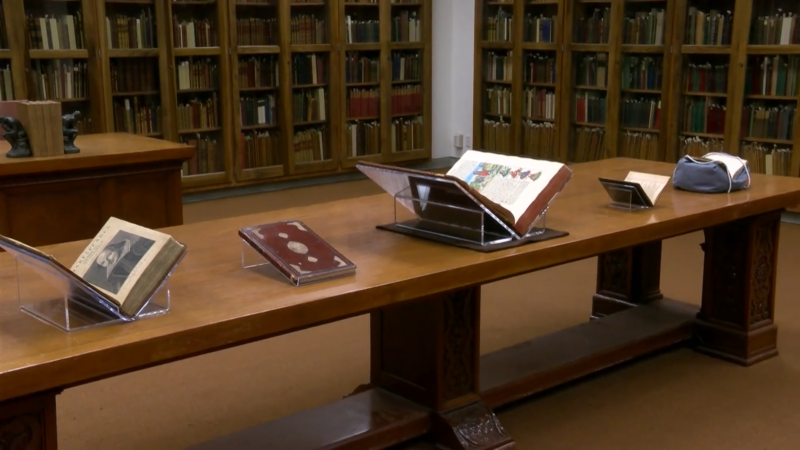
[625,171,670,205]
[71,217,172,305]
[447,150,566,222]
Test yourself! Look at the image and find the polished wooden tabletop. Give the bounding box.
[0,133,194,176]
[2,158,799,402]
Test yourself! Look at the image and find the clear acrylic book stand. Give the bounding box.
[0,241,180,332]
[598,178,652,211]
[361,167,549,246]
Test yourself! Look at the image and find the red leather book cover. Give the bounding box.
[239,220,356,286]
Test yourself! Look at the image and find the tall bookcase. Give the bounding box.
[669,0,800,176]
[339,0,430,168]
[474,0,800,179]
[15,0,104,134]
[164,0,232,189]
[96,0,171,140]
[0,0,432,194]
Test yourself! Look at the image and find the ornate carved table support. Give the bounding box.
[371,287,514,449]
[591,241,664,319]
[695,211,781,366]
[0,392,58,450]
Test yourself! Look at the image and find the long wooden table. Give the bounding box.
[1,158,799,449]
[0,133,194,247]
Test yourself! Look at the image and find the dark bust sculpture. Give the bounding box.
[1,116,32,158]
[62,111,81,154]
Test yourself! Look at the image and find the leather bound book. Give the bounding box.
[239,220,356,286]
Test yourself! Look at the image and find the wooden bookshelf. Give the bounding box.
[17,0,105,134]
[0,0,431,194]
[96,0,171,141]
[165,0,232,189]
[474,0,800,181]
[339,0,431,167]
[229,0,283,182]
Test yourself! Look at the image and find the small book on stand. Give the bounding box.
[357,150,573,236]
[0,217,186,318]
[239,220,356,286]
[599,171,670,208]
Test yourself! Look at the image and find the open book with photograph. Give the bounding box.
[357,150,573,235]
[0,217,186,318]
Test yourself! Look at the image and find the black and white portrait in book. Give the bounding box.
[82,230,155,294]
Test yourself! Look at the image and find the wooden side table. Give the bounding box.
[0,133,194,246]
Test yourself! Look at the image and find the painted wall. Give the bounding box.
[431,0,475,159]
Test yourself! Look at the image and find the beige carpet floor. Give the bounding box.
[56,180,800,449]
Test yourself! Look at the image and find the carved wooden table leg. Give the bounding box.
[371,287,514,450]
[695,211,781,366]
[0,392,58,450]
[591,241,664,320]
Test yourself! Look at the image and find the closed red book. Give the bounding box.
[239,220,356,286]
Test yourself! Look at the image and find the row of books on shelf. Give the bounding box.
[575,92,606,124]
[346,121,380,157]
[619,132,659,161]
[113,99,161,135]
[681,135,724,157]
[741,104,795,141]
[173,18,218,49]
[571,127,605,163]
[685,63,727,94]
[522,121,555,161]
[294,127,329,163]
[486,51,512,82]
[293,53,326,85]
[239,56,280,89]
[348,88,379,118]
[292,87,327,122]
[745,56,800,96]
[740,142,792,176]
[485,8,511,42]
[685,8,731,46]
[29,61,88,101]
[391,11,421,42]
[106,10,156,49]
[112,59,158,93]
[523,14,556,44]
[622,56,662,91]
[392,52,421,81]
[526,53,556,84]
[577,53,607,88]
[241,131,281,170]
[486,86,511,116]
[482,119,511,154]
[177,59,219,91]
[522,88,555,121]
[237,18,278,46]
[623,9,665,46]
[291,14,326,45]
[177,96,219,131]
[684,99,725,134]
[182,135,224,176]
[27,13,86,50]
[575,8,609,44]
[391,85,421,115]
[346,55,380,83]
[751,13,800,45]
[345,17,378,44]
[240,94,277,127]
[621,98,661,130]
[391,116,423,152]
